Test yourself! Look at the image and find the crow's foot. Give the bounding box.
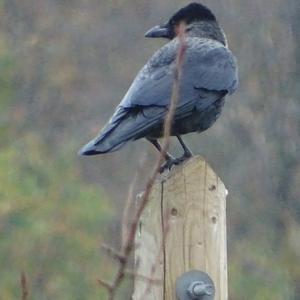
[159,154,192,173]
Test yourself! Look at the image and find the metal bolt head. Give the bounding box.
[187,281,214,299]
[176,270,215,300]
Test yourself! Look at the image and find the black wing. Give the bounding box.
[79,38,238,155]
[119,38,238,109]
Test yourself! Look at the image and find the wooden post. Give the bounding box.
[132,156,228,300]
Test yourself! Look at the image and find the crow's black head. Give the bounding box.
[145,3,217,39]
[168,3,216,26]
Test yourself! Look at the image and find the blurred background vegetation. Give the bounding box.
[0,0,299,299]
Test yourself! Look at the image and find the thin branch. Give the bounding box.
[21,272,29,300]
[121,175,137,251]
[124,270,162,285]
[121,155,147,252]
[97,279,113,292]
[98,22,187,300]
[101,243,126,263]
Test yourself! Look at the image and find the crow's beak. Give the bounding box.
[145,24,170,38]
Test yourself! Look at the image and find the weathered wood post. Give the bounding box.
[132,156,228,300]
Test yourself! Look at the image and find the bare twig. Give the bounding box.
[99,22,187,300]
[124,270,161,285]
[121,174,137,251]
[97,278,114,292]
[101,243,126,263]
[160,22,187,161]
[121,155,147,251]
[21,272,29,300]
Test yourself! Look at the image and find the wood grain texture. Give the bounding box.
[133,156,227,300]
[132,182,164,300]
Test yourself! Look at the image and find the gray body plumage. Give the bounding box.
[79,3,238,156]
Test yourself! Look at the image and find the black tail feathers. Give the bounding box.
[79,106,167,156]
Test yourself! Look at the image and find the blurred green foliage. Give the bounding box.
[229,239,294,300]
[0,32,114,300]
[0,134,114,299]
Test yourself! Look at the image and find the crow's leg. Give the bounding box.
[147,138,174,160]
[177,135,193,159]
[147,138,178,173]
[160,141,193,171]
[147,138,192,173]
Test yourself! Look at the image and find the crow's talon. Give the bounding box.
[159,159,174,173]
[159,155,192,173]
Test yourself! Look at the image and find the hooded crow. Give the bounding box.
[79,2,238,170]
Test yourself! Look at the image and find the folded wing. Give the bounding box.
[79,38,238,155]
